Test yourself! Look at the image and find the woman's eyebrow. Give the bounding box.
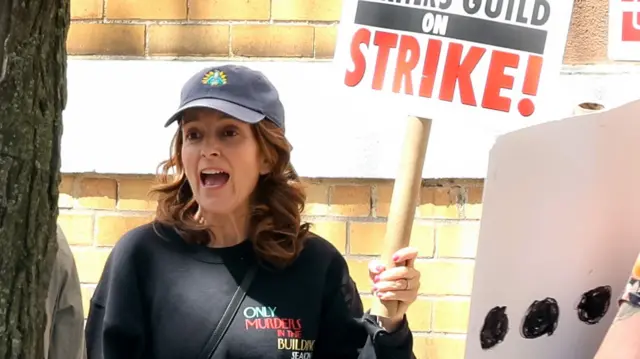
[181,116,197,125]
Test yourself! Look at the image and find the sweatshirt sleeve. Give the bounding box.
[313,253,415,359]
[48,225,87,359]
[85,233,147,359]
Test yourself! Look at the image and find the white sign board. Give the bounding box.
[608,0,640,61]
[333,0,575,122]
[464,99,640,359]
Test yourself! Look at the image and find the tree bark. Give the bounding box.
[0,0,70,358]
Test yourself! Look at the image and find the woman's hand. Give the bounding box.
[368,247,421,331]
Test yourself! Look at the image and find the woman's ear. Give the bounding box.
[258,156,272,175]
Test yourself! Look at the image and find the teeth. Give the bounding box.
[201,169,225,175]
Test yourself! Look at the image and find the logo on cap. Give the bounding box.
[201,70,227,87]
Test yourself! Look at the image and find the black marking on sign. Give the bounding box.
[480,306,509,350]
[577,285,612,325]
[520,297,560,339]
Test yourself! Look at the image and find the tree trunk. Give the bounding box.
[0,0,70,358]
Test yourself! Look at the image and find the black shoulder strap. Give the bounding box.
[198,264,258,359]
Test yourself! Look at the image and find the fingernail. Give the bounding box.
[374,275,380,283]
[392,255,400,262]
[376,265,385,272]
[377,292,384,298]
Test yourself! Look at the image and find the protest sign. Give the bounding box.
[333,0,575,321]
[608,0,640,60]
[465,99,640,359]
[333,0,576,121]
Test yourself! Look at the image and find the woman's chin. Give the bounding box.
[196,198,239,217]
[198,205,234,216]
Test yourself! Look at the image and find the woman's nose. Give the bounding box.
[201,147,220,157]
[201,139,221,157]
[201,150,220,157]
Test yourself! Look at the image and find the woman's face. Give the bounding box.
[180,108,270,217]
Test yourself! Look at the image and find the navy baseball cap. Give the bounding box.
[164,64,285,130]
[165,64,298,179]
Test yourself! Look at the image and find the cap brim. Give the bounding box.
[164,98,265,127]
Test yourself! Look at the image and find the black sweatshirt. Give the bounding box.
[85,222,415,359]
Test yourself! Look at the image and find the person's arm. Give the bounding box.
[48,225,87,359]
[85,233,147,359]
[594,256,640,359]
[313,254,415,359]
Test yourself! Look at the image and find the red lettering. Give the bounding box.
[521,55,543,96]
[271,318,286,329]
[344,28,371,87]
[418,38,442,98]
[392,35,420,94]
[439,43,485,106]
[517,55,543,117]
[343,28,542,117]
[372,31,399,91]
[482,51,519,112]
[266,318,276,328]
[245,318,303,330]
[246,319,260,330]
[622,11,640,41]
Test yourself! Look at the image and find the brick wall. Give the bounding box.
[58,174,482,359]
[68,0,341,58]
[67,0,610,63]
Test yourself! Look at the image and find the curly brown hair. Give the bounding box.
[150,120,310,269]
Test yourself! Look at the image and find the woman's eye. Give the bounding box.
[223,129,239,137]
[185,131,200,141]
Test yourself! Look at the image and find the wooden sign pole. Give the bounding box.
[371,115,433,319]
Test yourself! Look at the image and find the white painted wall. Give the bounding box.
[62,60,640,179]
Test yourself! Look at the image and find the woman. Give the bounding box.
[85,65,422,359]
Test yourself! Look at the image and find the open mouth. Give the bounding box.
[200,169,230,188]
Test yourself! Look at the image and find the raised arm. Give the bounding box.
[594,254,640,359]
[313,253,415,359]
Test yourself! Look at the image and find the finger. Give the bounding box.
[368,260,386,281]
[376,289,418,303]
[373,279,407,292]
[374,278,420,293]
[392,247,419,267]
[376,266,420,282]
